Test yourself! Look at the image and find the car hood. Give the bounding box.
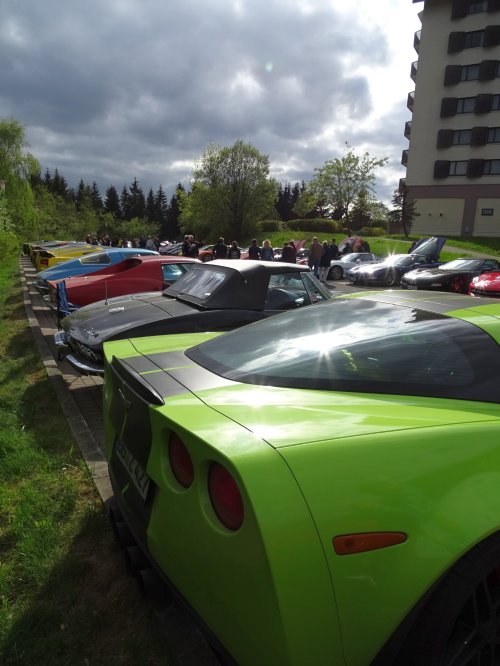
[107,340,500,449]
[63,292,198,343]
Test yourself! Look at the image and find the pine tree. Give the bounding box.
[127,178,146,220]
[155,185,169,237]
[91,182,103,212]
[166,184,184,240]
[120,185,130,220]
[146,188,156,223]
[104,185,121,219]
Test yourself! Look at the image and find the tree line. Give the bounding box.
[0,118,415,257]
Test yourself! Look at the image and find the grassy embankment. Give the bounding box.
[251,232,500,263]
[0,254,175,665]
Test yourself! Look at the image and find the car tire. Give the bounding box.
[331,265,343,280]
[395,532,500,666]
[385,269,398,287]
[202,254,212,262]
[449,276,467,293]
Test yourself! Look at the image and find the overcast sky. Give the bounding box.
[1,0,421,205]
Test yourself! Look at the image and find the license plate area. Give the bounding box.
[115,438,151,500]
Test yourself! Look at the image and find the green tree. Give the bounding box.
[180,140,277,241]
[309,144,387,228]
[0,118,39,238]
[389,184,418,236]
[104,185,121,219]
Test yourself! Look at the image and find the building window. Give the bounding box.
[454,129,473,144]
[488,127,500,141]
[484,159,500,174]
[450,161,469,175]
[461,64,481,80]
[465,30,484,47]
[458,97,477,113]
[469,1,488,13]
[493,94,500,109]
[481,208,494,215]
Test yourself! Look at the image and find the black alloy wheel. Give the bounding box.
[331,265,343,280]
[449,275,468,293]
[396,533,500,666]
[385,269,398,287]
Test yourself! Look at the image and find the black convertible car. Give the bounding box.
[400,258,500,293]
[55,260,331,375]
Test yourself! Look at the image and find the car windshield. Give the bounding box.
[80,252,112,265]
[340,253,360,262]
[187,299,500,402]
[441,259,486,271]
[381,255,413,266]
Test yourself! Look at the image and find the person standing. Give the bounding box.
[319,241,333,283]
[329,238,339,259]
[228,241,241,259]
[212,237,228,259]
[308,237,323,278]
[248,239,261,260]
[280,242,296,263]
[260,239,274,261]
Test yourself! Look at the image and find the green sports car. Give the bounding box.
[102,290,500,666]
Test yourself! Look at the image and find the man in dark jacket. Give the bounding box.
[212,237,228,259]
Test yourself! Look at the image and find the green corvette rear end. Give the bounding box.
[103,291,500,665]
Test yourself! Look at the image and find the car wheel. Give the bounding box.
[331,265,343,280]
[396,533,500,666]
[202,254,212,262]
[449,276,467,293]
[385,269,398,287]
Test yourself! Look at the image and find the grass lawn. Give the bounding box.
[247,231,500,263]
[0,254,177,665]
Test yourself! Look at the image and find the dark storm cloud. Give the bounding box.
[1,0,409,201]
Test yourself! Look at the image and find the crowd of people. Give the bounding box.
[84,231,371,284]
[85,233,160,250]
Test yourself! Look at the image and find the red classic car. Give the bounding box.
[48,255,199,312]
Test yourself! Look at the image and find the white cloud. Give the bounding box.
[0,0,422,203]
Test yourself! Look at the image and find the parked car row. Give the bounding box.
[24,237,500,665]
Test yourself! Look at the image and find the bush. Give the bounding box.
[258,220,282,232]
[287,219,341,233]
[360,226,386,237]
[0,231,21,260]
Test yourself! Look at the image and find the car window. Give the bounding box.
[482,260,500,271]
[187,299,500,402]
[161,262,196,287]
[442,259,483,271]
[80,252,112,265]
[264,272,330,310]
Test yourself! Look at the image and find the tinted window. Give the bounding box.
[168,266,227,298]
[187,300,500,402]
[80,252,112,265]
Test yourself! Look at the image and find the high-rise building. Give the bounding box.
[404,0,500,236]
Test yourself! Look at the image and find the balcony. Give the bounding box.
[414,30,421,54]
[410,60,418,82]
[407,91,415,111]
[399,178,406,192]
[401,149,409,167]
[404,121,412,139]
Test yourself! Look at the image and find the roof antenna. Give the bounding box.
[105,279,108,305]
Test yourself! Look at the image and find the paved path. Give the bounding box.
[20,256,220,666]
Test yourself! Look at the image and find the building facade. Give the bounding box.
[404,0,500,236]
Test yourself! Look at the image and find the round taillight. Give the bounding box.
[208,462,244,531]
[168,434,194,488]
